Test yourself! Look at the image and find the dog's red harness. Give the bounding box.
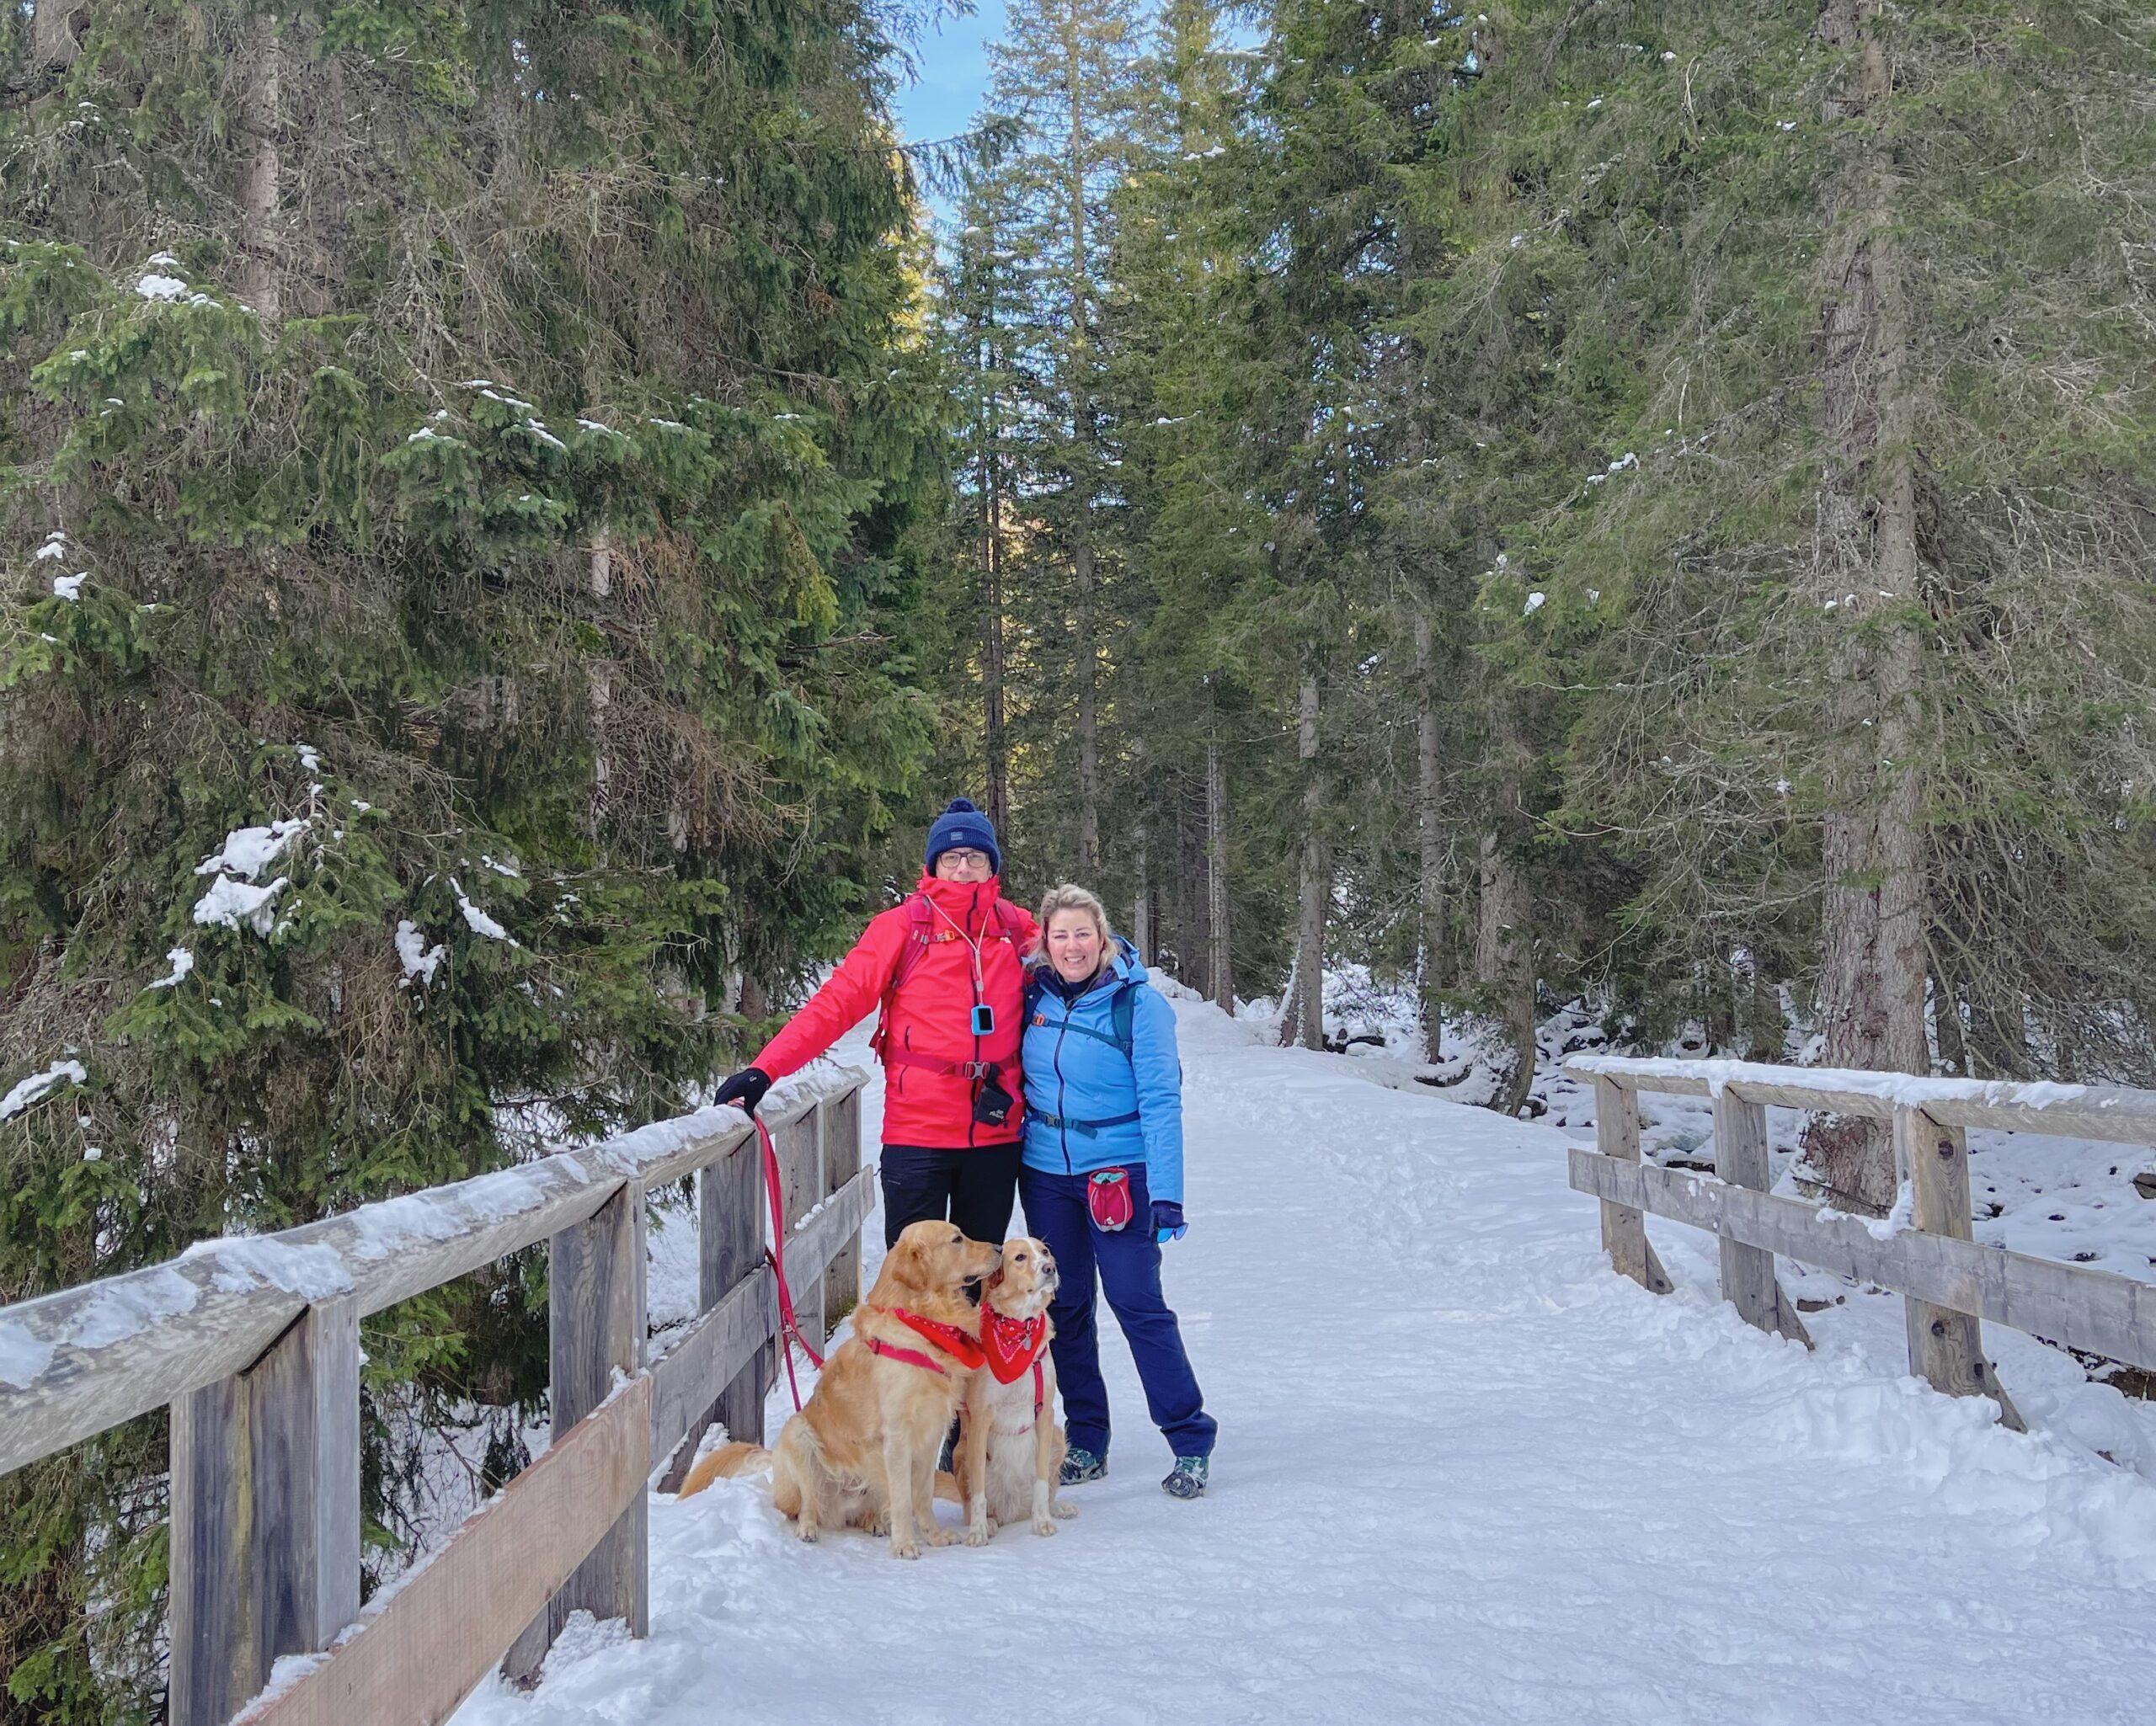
[862,1307,985,1377]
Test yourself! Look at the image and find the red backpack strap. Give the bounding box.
[869,894,934,1058]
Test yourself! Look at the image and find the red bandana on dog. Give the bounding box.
[888,1308,986,1372]
[980,1305,1049,1386]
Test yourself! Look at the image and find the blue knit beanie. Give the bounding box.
[925,797,1001,875]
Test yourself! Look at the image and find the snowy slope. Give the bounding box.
[452,994,2156,1726]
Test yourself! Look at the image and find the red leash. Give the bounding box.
[751,1113,825,1413]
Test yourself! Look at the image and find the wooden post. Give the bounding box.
[1593,1078,1673,1295]
[1710,1091,1812,1346]
[821,1089,864,1323]
[656,1129,766,1490]
[504,1178,648,1684]
[776,1111,826,1350]
[170,1298,360,1726]
[1895,1105,2024,1430]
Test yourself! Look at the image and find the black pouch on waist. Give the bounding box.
[972,1068,1014,1128]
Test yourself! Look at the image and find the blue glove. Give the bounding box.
[1151,1201,1187,1245]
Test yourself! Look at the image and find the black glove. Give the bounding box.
[713,1067,771,1113]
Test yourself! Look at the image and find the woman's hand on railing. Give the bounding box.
[714,1067,772,1113]
[1151,1201,1187,1245]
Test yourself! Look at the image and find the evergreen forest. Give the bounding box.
[1,2,2150,1717]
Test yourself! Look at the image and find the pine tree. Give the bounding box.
[0,3,941,1714]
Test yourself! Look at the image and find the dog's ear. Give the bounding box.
[881,1229,927,1295]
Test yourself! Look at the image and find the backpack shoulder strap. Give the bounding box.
[1022,970,1047,1022]
[871,895,933,1055]
[1112,981,1138,1058]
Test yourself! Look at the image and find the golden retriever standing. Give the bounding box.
[678,1218,1001,1559]
[945,1235,1079,1542]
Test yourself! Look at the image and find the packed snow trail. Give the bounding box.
[455,994,2156,1726]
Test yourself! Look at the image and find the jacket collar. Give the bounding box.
[913,871,1004,934]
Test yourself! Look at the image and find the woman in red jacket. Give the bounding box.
[712,799,1039,1249]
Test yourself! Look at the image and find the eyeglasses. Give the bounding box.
[937,849,990,868]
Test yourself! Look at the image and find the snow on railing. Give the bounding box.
[1566,1057,2156,1445]
[0,1068,873,1726]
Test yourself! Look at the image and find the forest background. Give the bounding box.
[0,3,2150,1719]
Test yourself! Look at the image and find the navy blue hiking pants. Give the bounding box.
[1018,1163,1216,1462]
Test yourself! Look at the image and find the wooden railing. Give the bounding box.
[0,1069,872,1726]
[1566,1057,2156,1430]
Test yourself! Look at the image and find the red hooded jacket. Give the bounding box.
[755,874,1040,1148]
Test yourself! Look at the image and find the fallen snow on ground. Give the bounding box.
[453,995,2156,1726]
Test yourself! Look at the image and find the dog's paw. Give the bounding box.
[792,1523,820,1544]
[1050,1499,1079,1519]
[890,1537,921,1560]
[1031,1515,1059,1537]
[963,1521,991,1548]
[921,1523,958,1548]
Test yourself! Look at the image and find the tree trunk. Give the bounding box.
[1475,831,1535,1116]
[1177,786,1203,995]
[1075,541,1101,876]
[1931,958,1969,1076]
[1132,824,1151,961]
[979,339,1009,834]
[589,530,612,829]
[1205,740,1232,1012]
[1282,673,1326,1051]
[1062,21,1102,879]
[31,1,83,71]
[1799,0,1928,1215]
[237,12,283,326]
[1414,611,1444,1063]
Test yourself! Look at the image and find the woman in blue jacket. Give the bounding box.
[1018,884,1216,1500]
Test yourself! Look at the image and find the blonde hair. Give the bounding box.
[1032,883,1115,966]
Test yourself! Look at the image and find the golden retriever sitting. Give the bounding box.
[678,1218,1001,1559]
[941,1235,1079,1542]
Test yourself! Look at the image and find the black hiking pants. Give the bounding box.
[879,1143,1022,1249]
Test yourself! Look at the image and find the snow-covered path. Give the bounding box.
[456,997,2156,1725]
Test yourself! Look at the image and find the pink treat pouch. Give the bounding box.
[1087,1167,1134,1232]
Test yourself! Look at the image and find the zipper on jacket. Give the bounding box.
[966,882,983,1149]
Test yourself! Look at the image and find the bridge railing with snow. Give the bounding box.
[1567,1057,2156,1429]
[0,1069,872,1726]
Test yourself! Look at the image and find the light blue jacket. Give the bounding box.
[1020,941,1184,1202]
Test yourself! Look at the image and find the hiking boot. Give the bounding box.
[1059,1447,1107,1487]
[1161,1456,1208,1500]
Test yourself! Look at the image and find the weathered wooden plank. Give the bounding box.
[1919,1091,2156,1147]
[648,1164,875,1475]
[648,1267,777,1473]
[504,1178,648,1685]
[821,1089,864,1322]
[788,1166,876,1295]
[234,1376,651,1726]
[773,1109,826,1350]
[1570,1149,2156,1370]
[1710,1094,1812,1347]
[170,1299,361,1726]
[635,1119,757,1194]
[1897,1109,2024,1430]
[1563,1058,2156,1145]
[0,1073,866,1483]
[1593,1077,1672,1296]
[654,1127,766,1492]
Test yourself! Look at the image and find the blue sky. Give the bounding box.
[890,2,1006,149]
